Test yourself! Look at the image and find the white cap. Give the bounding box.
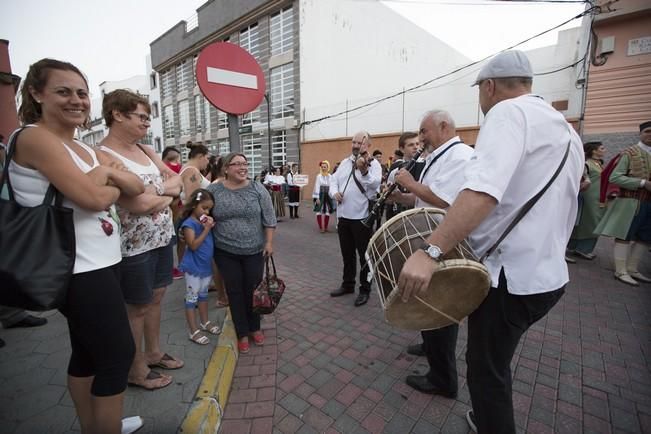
[472,50,533,86]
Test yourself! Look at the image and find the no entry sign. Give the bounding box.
[196,42,266,115]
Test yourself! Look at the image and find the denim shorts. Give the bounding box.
[120,242,174,304]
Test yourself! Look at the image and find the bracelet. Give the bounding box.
[152,181,165,196]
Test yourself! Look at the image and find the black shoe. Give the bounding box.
[405,375,457,398]
[330,287,354,297]
[406,343,425,357]
[466,410,477,432]
[6,315,47,328]
[0,338,5,348]
[354,292,369,307]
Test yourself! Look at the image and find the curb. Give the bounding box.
[180,309,238,434]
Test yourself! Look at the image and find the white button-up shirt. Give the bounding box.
[463,94,584,295]
[416,136,473,209]
[330,156,382,220]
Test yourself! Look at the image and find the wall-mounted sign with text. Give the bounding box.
[628,36,651,56]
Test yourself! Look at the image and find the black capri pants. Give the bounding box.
[214,248,264,339]
[60,263,135,397]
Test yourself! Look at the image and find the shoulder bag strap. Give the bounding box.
[1,127,27,201]
[2,127,65,207]
[481,137,571,262]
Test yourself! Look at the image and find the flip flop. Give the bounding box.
[128,370,172,391]
[148,352,184,370]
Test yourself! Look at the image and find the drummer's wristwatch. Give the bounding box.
[421,243,443,262]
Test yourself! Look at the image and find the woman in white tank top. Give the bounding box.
[10,59,145,434]
[179,143,211,204]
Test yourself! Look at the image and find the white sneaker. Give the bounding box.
[122,416,143,434]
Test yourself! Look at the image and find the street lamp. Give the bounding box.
[264,92,272,170]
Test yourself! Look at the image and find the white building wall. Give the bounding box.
[525,27,584,119]
[299,0,585,140]
[299,0,476,140]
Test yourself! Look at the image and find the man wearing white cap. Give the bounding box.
[397,50,584,433]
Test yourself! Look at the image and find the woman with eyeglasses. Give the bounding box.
[207,153,276,353]
[99,89,185,390]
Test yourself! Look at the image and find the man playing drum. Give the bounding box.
[397,50,583,433]
[389,110,473,398]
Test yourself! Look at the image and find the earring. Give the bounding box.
[36,100,42,104]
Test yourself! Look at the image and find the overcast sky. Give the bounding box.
[3,0,586,98]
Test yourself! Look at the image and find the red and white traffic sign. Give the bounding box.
[196,42,266,115]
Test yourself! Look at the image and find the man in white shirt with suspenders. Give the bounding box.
[329,132,382,307]
[398,51,583,433]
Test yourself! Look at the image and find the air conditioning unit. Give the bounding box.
[599,36,615,55]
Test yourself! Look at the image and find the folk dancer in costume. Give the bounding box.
[286,163,301,219]
[398,51,583,434]
[594,121,651,286]
[312,160,335,233]
[390,110,473,399]
[329,131,382,307]
[264,167,286,219]
[567,142,606,260]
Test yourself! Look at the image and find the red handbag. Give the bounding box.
[252,255,285,314]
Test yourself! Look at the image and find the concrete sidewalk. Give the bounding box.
[1,202,650,433]
[0,272,226,433]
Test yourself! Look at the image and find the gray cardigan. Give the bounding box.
[207,181,277,255]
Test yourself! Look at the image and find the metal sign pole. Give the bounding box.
[228,113,240,153]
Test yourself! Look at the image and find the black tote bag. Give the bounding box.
[0,128,76,310]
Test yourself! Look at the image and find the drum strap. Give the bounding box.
[481,136,572,262]
[418,141,463,182]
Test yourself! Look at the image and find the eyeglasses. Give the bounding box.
[128,112,151,123]
[229,162,249,167]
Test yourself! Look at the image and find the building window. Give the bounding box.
[178,100,191,136]
[150,72,157,89]
[270,7,293,55]
[192,55,198,87]
[204,98,212,134]
[154,137,162,152]
[272,130,287,168]
[218,139,230,156]
[241,108,260,127]
[242,134,262,179]
[218,110,228,130]
[194,95,203,133]
[151,102,159,119]
[240,23,259,59]
[161,69,174,99]
[270,63,294,119]
[176,60,188,92]
[163,105,175,139]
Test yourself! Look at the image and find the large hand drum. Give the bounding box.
[366,207,490,331]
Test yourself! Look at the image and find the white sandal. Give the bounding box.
[200,321,221,335]
[189,330,210,345]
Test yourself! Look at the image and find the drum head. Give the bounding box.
[385,259,491,330]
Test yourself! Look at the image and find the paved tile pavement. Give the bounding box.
[0,272,226,433]
[221,204,651,434]
[1,202,650,433]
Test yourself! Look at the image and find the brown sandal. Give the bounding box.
[128,370,172,390]
[148,352,184,370]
